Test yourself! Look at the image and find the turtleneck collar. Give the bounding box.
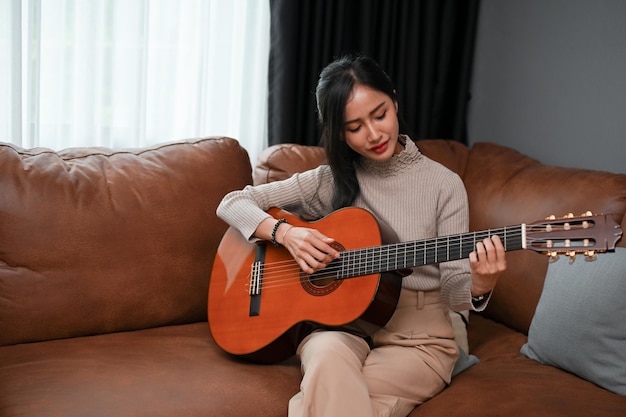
[358,135,422,177]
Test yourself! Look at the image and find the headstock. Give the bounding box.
[525,212,623,261]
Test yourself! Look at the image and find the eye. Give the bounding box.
[375,110,387,120]
[347,125,361,133]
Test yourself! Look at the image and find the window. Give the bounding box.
[0,0,269,162]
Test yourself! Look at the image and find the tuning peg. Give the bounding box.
[566,251,577,263]
[566,213,574,218]
[548,251,559,262]
[546,214,556,220]
[583,210,593,217]
[584,250,596,261]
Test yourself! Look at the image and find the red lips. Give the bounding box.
[370,141,388,154]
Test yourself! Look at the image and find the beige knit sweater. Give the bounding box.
[216,137,476,312]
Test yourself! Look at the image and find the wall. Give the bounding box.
[468,0,626,174]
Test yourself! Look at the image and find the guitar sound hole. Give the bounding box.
[300,241,344,296]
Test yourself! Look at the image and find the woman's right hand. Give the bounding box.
[277,224,340,275]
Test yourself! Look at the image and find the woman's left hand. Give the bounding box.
[469,235,507,296]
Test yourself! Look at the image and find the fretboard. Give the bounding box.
[325,225,525,280]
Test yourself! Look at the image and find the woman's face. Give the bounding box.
[343,84,401,161]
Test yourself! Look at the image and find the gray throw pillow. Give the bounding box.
[521,248,626,395]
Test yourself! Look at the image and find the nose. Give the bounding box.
[365,122,381,142]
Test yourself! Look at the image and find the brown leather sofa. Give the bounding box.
[1,137,625,416]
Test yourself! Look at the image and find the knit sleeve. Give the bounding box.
[216,166,334,241]
[435,173,475,312]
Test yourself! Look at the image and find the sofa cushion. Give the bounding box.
[0,323,301,417]
[520,248,626,395]
[463,142,626,334]
[0,137,252,346]
[253,143,326,185]
[414,139,469,178]
[409,314,626,416]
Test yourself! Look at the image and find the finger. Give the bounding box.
[307,248,335,268]
[471,240,494,274]
[301,233,338,262]
[472,240,486,263]
[299,253,331,274]
[469,250,477,263]
[491,235,506,258]
[297,258,316,275]
[475,236,507,275]
[482,235,506,266]
[293,243,337,274]
[490,235,507,270]
[310,231,340,259]
[482,237,497,260]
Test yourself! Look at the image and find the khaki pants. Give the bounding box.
[288,288,459,417]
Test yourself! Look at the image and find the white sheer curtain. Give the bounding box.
[0,0,269,162]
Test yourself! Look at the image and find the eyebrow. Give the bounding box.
[344,101,386,125]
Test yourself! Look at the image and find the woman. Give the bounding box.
[216,55,506,417]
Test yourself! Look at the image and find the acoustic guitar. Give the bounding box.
[208,207,622,364]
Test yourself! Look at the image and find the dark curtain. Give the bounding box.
[268,0,480,147]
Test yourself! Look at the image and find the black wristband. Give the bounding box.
[471,291,492,304]
[271,218,288,247]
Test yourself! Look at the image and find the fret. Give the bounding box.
[359,248,364,276]
[403,243,407,269]
[380,246,385,274]
[395,244,400,270]
[360,248,364,274]
[359,248,364,275]
[395,244,401,267]
[415,241,421,267]
[340,250,348,279]
[462,233,474,259]
[436,237,447,264]
[338,225,525,279]
[473,232,476,255]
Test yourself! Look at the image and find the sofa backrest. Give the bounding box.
[463,142,626,333]
[0,137,252,346]
[253,140,626,335]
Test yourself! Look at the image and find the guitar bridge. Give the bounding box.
[249,244,266,316]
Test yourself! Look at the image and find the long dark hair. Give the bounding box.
[315,55,398,210]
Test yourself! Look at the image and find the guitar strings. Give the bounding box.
[257,227,522,289]
[248,234,596,289]
[244,218,597,292]
[250,226,527,291]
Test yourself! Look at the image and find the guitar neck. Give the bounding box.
[334,224,525,280]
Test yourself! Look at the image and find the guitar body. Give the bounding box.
[208,207,402,364]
